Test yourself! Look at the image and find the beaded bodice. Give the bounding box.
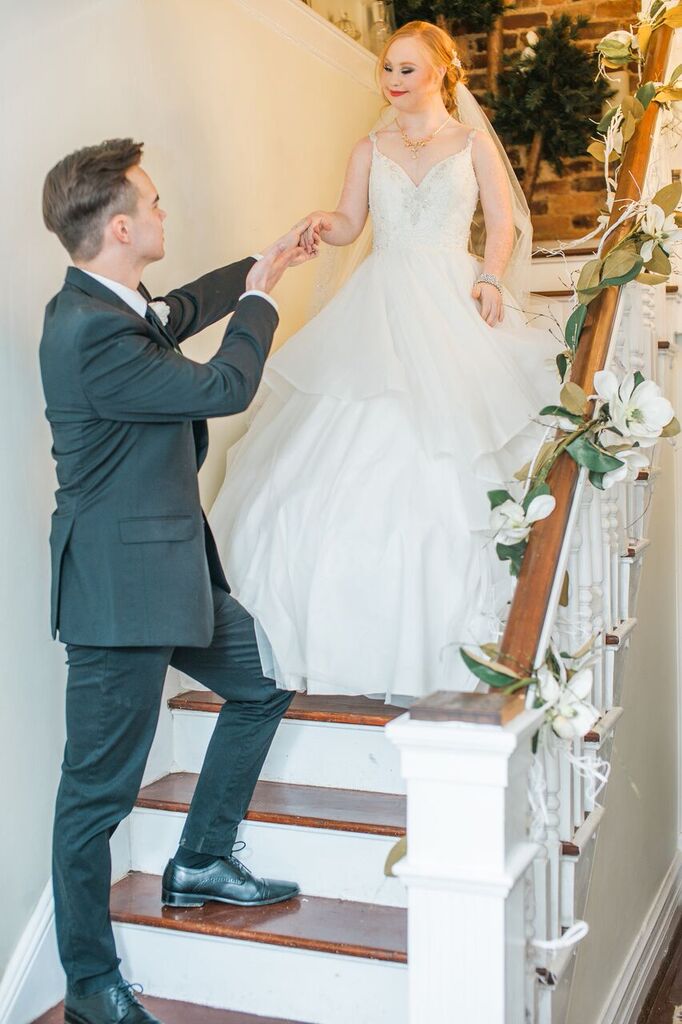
[369,128,479,254]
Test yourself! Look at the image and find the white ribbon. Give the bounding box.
[531,919,589,951]
[563,746,611,804]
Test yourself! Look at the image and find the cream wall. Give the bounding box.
[0,0,378,980]
[567,393,681,1021]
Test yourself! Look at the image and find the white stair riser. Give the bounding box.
[172,711,405,793]
[129,807,406,907]
[114,923,407,1024]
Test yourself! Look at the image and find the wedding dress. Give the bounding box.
[210,126,559,702]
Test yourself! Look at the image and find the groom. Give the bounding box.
[40,138,316,1024]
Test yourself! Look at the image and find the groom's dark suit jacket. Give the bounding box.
[39,259,278,647]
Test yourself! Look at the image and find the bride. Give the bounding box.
[210,20,559,703]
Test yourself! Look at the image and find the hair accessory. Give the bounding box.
[451,52,463,70]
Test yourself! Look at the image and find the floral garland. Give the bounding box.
[460,5,682,740]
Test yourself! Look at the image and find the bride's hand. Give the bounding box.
[301,211,333,254]
[471,281,504,327]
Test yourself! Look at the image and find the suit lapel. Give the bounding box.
[65,267,179,352]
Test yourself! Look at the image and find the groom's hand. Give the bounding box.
[246,224,312,294]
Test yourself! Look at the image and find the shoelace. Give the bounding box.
[117,981,144,1014]
[225,840,250,876]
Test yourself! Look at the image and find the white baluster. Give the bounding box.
[590,491,606,712]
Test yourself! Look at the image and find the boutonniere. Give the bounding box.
[148,300,170,327]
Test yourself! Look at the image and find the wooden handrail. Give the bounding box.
[498,25,675,684]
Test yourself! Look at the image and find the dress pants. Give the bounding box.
[52,586,294,997]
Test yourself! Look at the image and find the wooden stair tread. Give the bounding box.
[137,774,406,837]
[169,690,404,727]
[111,872,407,963]
[33,997,301,1023]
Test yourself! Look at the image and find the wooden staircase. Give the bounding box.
[37,694,409,1023]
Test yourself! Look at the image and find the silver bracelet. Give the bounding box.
[476,272,502,294]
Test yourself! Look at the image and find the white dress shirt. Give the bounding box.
[79,255,278,323]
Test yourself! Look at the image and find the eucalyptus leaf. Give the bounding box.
[567,433,624,473]
[539,404,584,424]
[496,541,526,578]
[621,113,637,143]
[637,23,652,55]
[651,181,682,217]
[522,482,551,514]
[557,352,569,381]
[480,642,500,659]
[661,416,681,438]
[664,6,682,28]
[587,140,606,162]
[644,244,672,277]
[601,245,640,281]
[597,106,619,133]
[655,87,682,104]
[488,488,512,510]
[565,303,587,353]
[620,96,644,120]
[384,836,406,878]
[560,382,588,415]
[636,81,656,108]
[460,647,522,688]
[633,370,645,388]
[577,258,603,294]
[635,269,670,286]
[589,469,606,490]
[600,256,644,289]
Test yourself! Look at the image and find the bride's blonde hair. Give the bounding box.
[377,20,468,116]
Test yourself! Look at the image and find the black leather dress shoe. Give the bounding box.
[161,854,300,908]
[64,981,164,1024]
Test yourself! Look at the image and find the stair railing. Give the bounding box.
[386,23,678,1024]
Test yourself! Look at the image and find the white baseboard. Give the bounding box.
[597,850,682,1024]
[0,881,62,1024]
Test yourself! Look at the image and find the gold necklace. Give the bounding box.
[396,114,452,160]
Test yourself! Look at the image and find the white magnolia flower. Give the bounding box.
[539,667,599,740]
[639,204,682,262]
[593,369,675,443]
[490,494,556,545]
[602,447,650,489]
[148,300,171,326]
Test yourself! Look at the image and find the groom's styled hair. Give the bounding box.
[43,138,144,260]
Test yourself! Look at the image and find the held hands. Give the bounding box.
[301,212,333,256]
[471,281,505,327]
[246,219,316,294]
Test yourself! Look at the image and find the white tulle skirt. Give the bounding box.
[210,246,559,702]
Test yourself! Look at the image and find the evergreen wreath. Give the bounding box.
[486,14,613,198]
[393,0,506,34]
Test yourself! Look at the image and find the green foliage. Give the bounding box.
[486,14,613,177]
[393,0,506,33]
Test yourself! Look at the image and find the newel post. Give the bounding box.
[385,692,545,1024]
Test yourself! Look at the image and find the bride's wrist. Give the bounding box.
[476,272,503,294]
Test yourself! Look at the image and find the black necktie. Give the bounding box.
[145,306,179,351]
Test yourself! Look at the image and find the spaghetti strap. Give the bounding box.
[466,127,478,147]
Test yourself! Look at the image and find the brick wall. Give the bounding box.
[460,0,640,241]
